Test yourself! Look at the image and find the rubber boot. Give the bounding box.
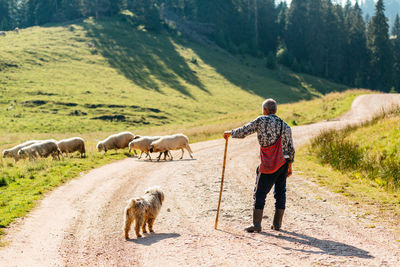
[271,209,285,231]
[245,209,263,233]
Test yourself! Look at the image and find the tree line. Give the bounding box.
[1,0,400,92]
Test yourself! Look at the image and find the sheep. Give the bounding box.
[96,131,135,153]
[18,144,39,160]
[128,136,171,161]
[0,31,6,37]
[2,140,40,162]
[129,136,160,160]
[18,140,61,160]
[57,137,86,158]
[14,27,19,34]
[149,133,193,161]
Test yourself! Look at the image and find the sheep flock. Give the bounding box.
[2,132,194,163]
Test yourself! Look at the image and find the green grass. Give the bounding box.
[0,14,361,241]
[296,109,400,229]
[296,147,400,228]
[0,15,349,135]
[307,108,400,189]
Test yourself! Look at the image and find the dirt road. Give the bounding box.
[1,94,400,266]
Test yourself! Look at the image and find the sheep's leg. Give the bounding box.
[157,152,162,162]
[168,151,173,161]
[147,152,152,161]
[138,151,143,159]
[180,148,184,159]
[186,144,194,159]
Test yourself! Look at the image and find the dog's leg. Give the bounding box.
[123,214,133,240]
[135,218,144,238]
[148,217,155,233]
[142,220,148,234]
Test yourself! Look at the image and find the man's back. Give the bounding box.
[230,114,295,163]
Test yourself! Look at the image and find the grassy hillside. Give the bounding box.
[0,15,347,136]
[0,15,362,240]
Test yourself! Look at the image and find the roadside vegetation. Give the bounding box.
[296,107,400,228]
[0,16,363,240]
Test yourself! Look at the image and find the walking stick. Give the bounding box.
[215,137,229,230]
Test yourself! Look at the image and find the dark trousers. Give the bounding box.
[253,162,288,210]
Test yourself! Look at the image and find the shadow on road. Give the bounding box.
[127,233,180,246]
[139,158,197,163]
[262,230,373,259]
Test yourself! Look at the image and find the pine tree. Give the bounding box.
[392,14,400,90]
[285,0,309,64]
[0,0,10,30]
[306,0,324,75]
[257,0,278,55]
[276,1,288,43]
[367,0,393,91]
[345,3,369,87]
[33,0,56,25]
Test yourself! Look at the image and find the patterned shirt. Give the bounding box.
[231,114,295,163]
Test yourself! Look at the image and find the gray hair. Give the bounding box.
[262,98,277,114]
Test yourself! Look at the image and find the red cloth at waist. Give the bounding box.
[259,135,286,174]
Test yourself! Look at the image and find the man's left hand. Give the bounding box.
[223,131,231,140]
[287,163,292,177]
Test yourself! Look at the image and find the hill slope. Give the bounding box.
[0,15,347,135]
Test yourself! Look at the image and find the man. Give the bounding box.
[224,98,295,232]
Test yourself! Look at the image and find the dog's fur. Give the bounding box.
[123,187,164,239]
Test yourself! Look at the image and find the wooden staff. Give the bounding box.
[215,137,229,230]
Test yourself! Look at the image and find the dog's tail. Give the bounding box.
[124,198,136,221]
[126,198,136,211]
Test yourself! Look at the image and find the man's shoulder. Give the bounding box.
[271,115,291,129]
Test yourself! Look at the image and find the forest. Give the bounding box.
[1,0,400,92]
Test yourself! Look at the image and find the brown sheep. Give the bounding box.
[57,137,86,158]
[96,131,135,153]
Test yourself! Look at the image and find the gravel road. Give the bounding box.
[1,94,400,266]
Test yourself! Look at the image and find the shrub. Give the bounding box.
[310,110,400,190]
[266,52,277,70]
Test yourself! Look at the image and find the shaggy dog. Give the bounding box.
[123,187,164,239]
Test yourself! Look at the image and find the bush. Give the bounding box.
[310,114,400,190]
[0,177,7,187]
[266,52,277,70]
[276,44,294,67]
[291,59,301,73]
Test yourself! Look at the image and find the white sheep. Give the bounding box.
[18,140,61,160]
[14,27,19,34]
[2,140,40,162]
[150,133,193,161]
[96,131,135,153]
[129,136,161,160]
[0,31,6,37]
[128,136,171,161]
[57,137,86,158]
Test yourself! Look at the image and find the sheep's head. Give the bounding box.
[96,142,104,152]
[18,149,27,159]
[129,141,136,149]
[2,150,9,158]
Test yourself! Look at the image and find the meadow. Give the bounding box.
[296,108,400,229]
[0,14,363,239]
